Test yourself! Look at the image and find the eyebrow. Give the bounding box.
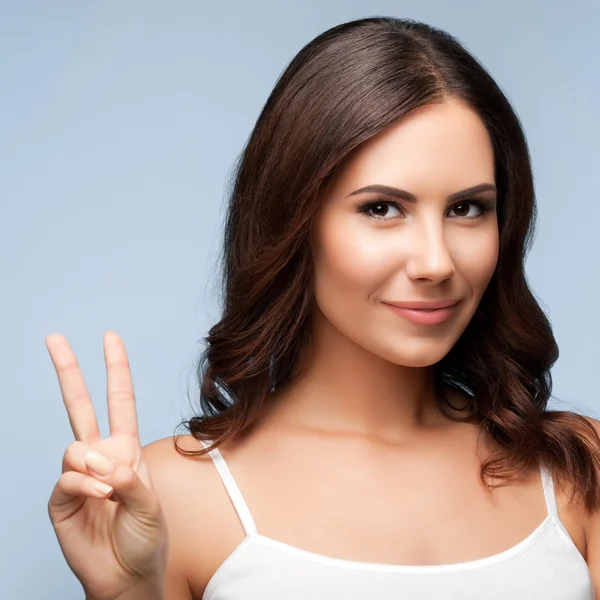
[346,183,497,203]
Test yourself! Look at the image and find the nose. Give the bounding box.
[405,222,455,284]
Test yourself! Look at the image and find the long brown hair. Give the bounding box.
[174,16,600,512]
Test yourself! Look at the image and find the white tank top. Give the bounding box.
[198,440,595,600]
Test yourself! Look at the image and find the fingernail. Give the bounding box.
[85,451,113,476]
[92,481,113,496]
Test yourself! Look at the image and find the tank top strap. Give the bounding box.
[539,462,559,520]
[199,439,258,536]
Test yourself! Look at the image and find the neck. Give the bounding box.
[264,309,470,445]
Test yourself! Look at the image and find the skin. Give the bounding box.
[152,97,591,596]
[49,96,600,600]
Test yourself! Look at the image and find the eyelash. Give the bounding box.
[355,197,496,221]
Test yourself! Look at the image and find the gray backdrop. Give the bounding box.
[2,0,598,597]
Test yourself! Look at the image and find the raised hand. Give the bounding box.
[46,331,168,600]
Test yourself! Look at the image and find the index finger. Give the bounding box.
[45,333,101,442]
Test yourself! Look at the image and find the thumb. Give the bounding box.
[88,459,161,518]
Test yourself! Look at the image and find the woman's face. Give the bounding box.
[311,98,499,368]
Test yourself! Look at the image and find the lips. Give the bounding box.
[383,299,461,310]
[383,301,461,325]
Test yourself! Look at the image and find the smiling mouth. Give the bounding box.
[382,301,462,325]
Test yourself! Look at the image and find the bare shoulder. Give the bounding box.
[142,435,246,600]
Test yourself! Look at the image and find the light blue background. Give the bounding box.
[2,1,598,597]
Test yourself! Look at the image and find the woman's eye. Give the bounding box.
[359,201,404,220]
[448,202,484,219]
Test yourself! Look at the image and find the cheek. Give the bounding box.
[312,225,389,351]
[453,230,499,295]
[313,222,385,297]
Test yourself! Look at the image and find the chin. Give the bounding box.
[394,355,447,368]
[376,341,454,368]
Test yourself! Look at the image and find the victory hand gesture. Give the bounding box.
[46,332,168,600]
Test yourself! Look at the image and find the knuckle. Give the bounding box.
[57,470,75,488]
[111,389,134,402]
[62,440,87,472]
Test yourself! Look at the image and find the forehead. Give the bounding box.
[329,99,495,197]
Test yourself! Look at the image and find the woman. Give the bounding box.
[46,16,600,600]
